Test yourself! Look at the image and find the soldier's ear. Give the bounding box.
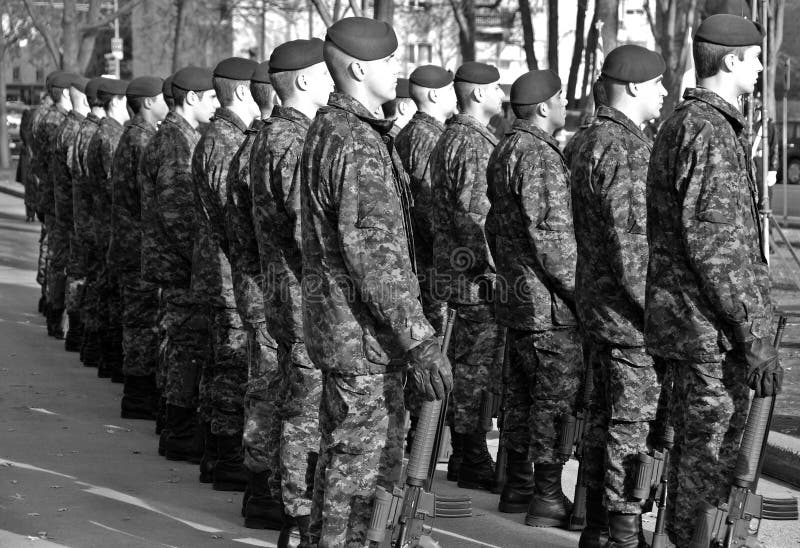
[234,83,248,102]
[350,61,367,82]
[627,81,639,98]
[473,85,485,104]
[143,96,154,110]
[537,101,549,118]
[428,88,438,104]
[297,73,310,92]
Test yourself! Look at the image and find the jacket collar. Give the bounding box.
[213,107,249,133]
[448,113,498,145]
[511,118,562,154]
[683,87,747,131]
[327,92,394,135]
[596,105,651,145]
[410,110,445,132]
[246,118,265,135]
[270,104,311,131]
[128,112,155,132]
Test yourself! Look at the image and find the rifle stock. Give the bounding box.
[563,349,595,530]
[492,328,512,493]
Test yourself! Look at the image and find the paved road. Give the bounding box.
[0,191,798,547]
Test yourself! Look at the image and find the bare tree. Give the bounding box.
[596,0,618,53]
[567,0,589,106]
[547,0,558,70]
[450,0,476,62]
[519,0,538,69]
[651,0,701,117]
[1,1,36,168]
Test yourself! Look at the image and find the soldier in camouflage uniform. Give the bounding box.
[249,38,331,542]
[71,78,106,368]
[224,61,282,528]
[485,70,581,527]
[382,78,416,139]
[86,78,130,382]
[34,71,75,337]
[108,77,169,420]
[18,107,37,222]
[191,57,259,491]
[301,19,452,547]
[430,61,505,491]
[140,67,218,462]
[568,46,668,547]
[646,15,783,547]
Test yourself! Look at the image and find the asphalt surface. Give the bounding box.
[0,190,799,547]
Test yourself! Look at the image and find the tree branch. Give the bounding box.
[79,0,144,35]
[309,0,334,26]
[347,0,363,17]
[20,0,61,67]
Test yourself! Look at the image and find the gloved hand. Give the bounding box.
[406,337,453,401]
[740,336,783,397]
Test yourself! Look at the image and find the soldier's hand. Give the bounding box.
[406,338,453,401]
[741,337,783,397]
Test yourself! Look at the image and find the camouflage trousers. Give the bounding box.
[449,303,505,434]
[24,175,38,220]
[663,353,749,547]
[204,306,248,436]
[309,370,406,548]
[160,287,210,409]
[81,243,106,334]
[581,344,669,514]
[242,320,281,498]
[36,226,48,297]
[279,341,322,518]
[120,272,160,377]
[45,223,69,310]
[65,234,87,316]
[503,327,583,464]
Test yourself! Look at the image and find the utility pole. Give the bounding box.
[108,0,122,77]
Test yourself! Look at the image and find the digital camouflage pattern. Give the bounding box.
[109,113,159,377]
[191,107,249,436]
[33,103,68,225]
[431,113,498,306]
[19,107,38,218]
[309,371,405,548]
[645,88,772,361]
[395,111,448,335]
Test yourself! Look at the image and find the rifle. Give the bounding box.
[689,315,799,548]
[557,346,595,531]
[367,308,469,548]
[491,329,511,494]
[633,422,674,548]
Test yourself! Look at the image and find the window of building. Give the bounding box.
[407,42,433,64]
[36,68,44,82]
[12,66,20,81]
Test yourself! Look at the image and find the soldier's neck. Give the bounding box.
[418,104,447,124]
[282,96,318,121]
[697,77,743,111]
[227,101,257,128]
[91,107,106,119]
[608,98,646,127]
[459,106,493,128]
[174,105,199,129]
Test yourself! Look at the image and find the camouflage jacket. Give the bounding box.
[645,88,771,361]
[139,111,200,288]
[395,111,444,298]
[226,118,266,327]
[108,113,157,274]
[190,107,247,307]
[251,105,309,345]
[34,103,69,219]
[300,92,433,375]
[71,113,102,249]
[485,119,577,331]
[570,106,651,347]
[52,110,85,234]
[86,117,125,253]
[431,113,498,305]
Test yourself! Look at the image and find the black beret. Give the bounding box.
[86,77,105,101]
[252,62,271,84]
[50,72,80,89]
[409,65,453,89]
[694,14,763,47]
[601,45,666,83]
[172,66,214,92]
[162,76,174,99]
[396,78,410,99]
[70,76,91,93]
[127,76,164,98]
[325,17,398,61]
[510,70,561,105]
[96,77,129,96]
[270,38,325,73]
[454,62,500,85]
[45,70,67,89]
[214,57,257,80]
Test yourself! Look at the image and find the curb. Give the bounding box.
[0,182,25,199]
[764,433,800,489]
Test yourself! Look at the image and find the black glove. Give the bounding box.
[406,338,453,401]
[740,336,783,397]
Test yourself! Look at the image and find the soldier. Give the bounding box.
[430,61,505,491]
[71,77,107,368]
[646,14,783,547]
[224,60,282,528]
[249,38,332,543]
[568,45,668,546]
[107,76,169,420]
[485,70,581,527]
[382,77,416,137]
[301,17,451,547]
[52,76,90,352]
[139,67,218,462]
[17,107,35,222]
[191,56,259,491]
[34,71,75,337]
[86,78,130,382]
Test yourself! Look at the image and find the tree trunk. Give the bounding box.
[596,0,618,53]
[567,0,588,107]
[655,0,699,118]
[373,0,394,24]
[579,10,599,110]
[766,0,785,118]
[546,0,558,71]
[171,0,186,73]
[519,0,538,69]
[61,0,81,71]
[0,41,9,169]
[450,0,476,63]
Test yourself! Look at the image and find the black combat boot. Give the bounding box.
[525,462,573,528]
[244,471,284,530]
[578,488,610,548]
[447,428,463,482]
[199,422,217,483]
[38,295,46,315]
[47,307,65,339]
[457,432,496,491]
[605,512,644,548]
[82,330,101,368]
[120,375,158,420]
[164,404,203,463]
[97,330,112,378]
[498,448,534,513]
[64,312,83,352]
[213,431,248,491]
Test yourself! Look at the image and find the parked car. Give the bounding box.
[775,120,800,184]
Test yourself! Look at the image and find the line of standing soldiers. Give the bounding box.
[16,11,785,548]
